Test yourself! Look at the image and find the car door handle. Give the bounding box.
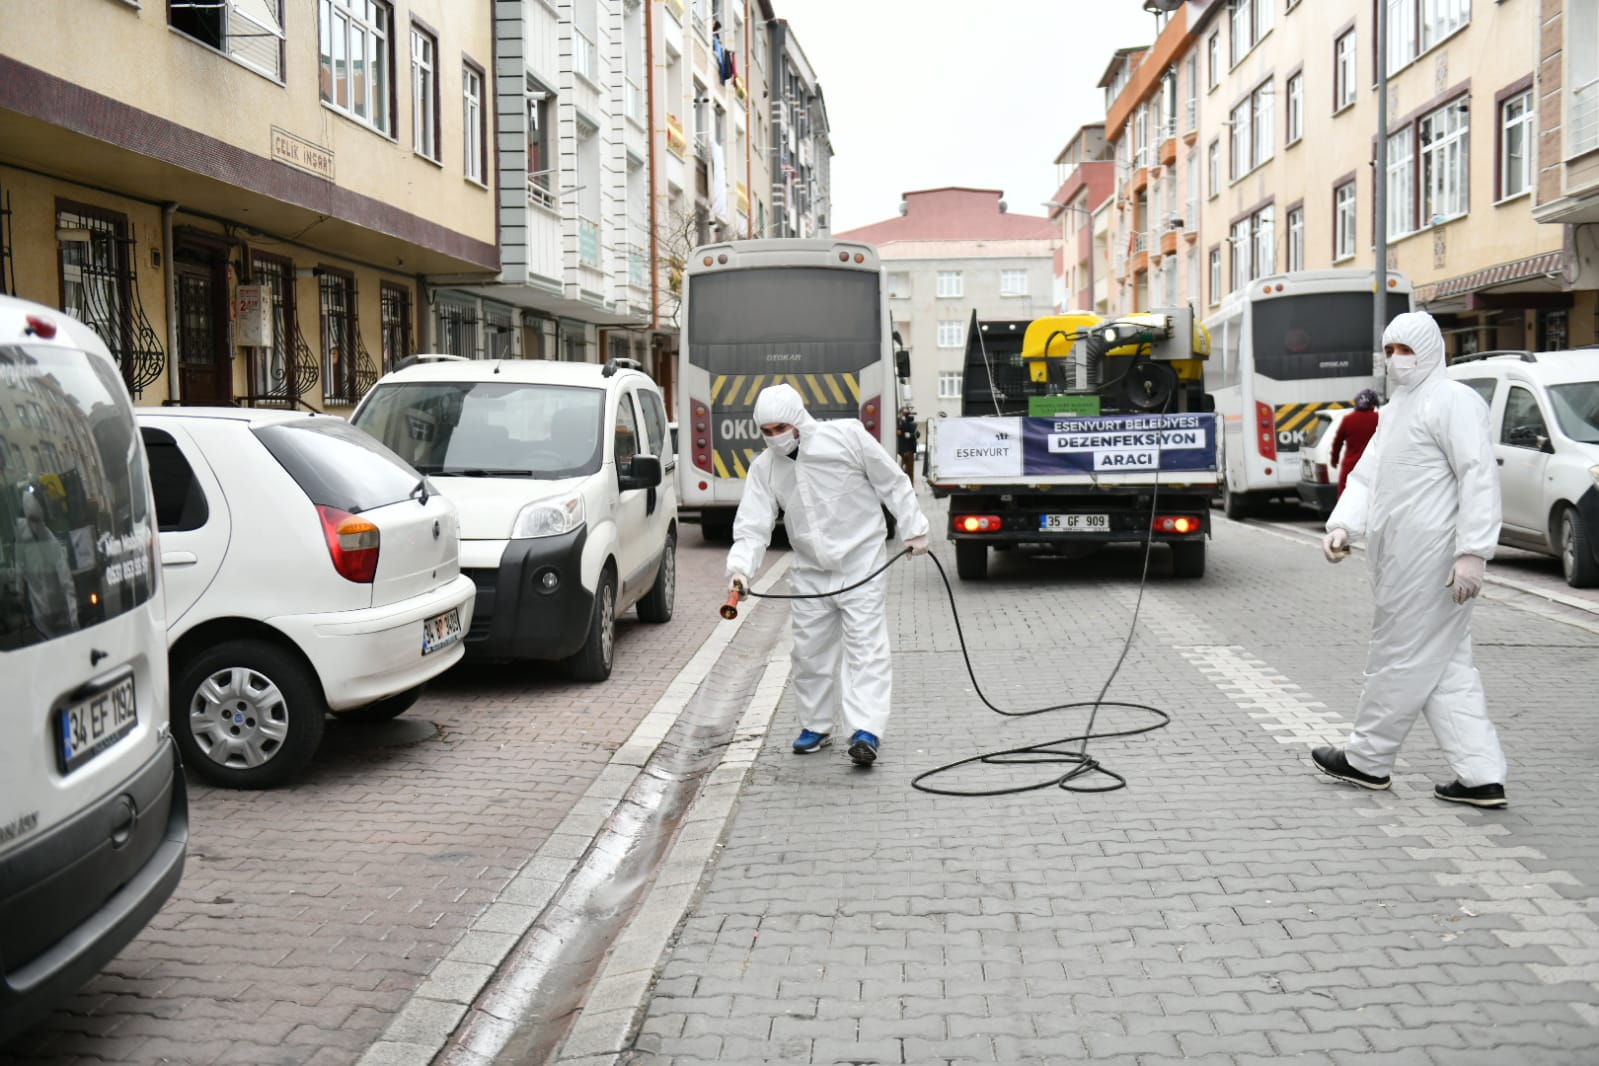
[1496,458,1504,466]
[162,551,198,567]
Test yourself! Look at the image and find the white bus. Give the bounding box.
[1204,268,1413,517]
[677,238,900,540]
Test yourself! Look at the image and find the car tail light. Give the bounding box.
[954,514,1003,533]
[860,395,881,438]
[24,314,57,339]
[317,505,380,583]
[1314,463,1330,484]
[691,398,713,474]
[1255,401,1277,460]
[1153,514,1203,534]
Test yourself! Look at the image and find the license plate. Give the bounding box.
[57,675,138,775]
[422,607,463,655]
[1041,513,1110,531]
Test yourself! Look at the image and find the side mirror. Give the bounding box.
[895,350,911,380]
[1507,425,1542,448]
[619,453,662,490]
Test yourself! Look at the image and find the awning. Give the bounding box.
[1415,251,1565,303]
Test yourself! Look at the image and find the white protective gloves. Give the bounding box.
[729,571,749,597]
[1447,555,1486,604]
[906,534,930,556]
[1322,528,1351,563]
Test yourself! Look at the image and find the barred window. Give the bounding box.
[319,271,358,403]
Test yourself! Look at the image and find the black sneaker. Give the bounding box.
[847,730,879,767]
[1434,780,1507,809]
[1311,746,1392,791]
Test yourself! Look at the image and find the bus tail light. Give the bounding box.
[861,395,882,437]
[691,398,714,473]
[954,514,1003,533]
[1255,401,1277,461]
[1314,462,1330,484]
[1153,514,1203,535]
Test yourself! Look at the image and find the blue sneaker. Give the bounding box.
[792,729,831,754]
[848,730,879,766]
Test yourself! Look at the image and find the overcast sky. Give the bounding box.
[768,1,1163,233]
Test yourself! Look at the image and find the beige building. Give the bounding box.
[1532,0,1599,319]
[0,0,499,410]
[1172,0,1578,352]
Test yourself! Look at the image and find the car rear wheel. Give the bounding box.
[337,685,425,723]
[636,533,676,623]
[1559,507,1599,588]
[567,570,617,681]
[172,639,325,789]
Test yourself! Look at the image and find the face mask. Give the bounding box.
[1387,352,1421,387]
[764,429,798,454]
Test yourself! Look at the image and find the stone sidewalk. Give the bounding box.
[600,498,1599,1065]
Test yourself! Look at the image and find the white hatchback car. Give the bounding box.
[350,356,677,681]
[0,296,186,1040]
[1447,349,1599,587]
[136,409,475,788]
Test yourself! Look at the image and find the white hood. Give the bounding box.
[433,476,589,539]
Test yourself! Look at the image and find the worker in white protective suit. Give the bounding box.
[726,384,931,767]
[1313,311,1508,808]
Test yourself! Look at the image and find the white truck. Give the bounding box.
[924,308,1218,580]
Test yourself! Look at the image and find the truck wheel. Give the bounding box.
[1170,540,1206,579]
[1559,507,1599,588]
[955,540,988,580]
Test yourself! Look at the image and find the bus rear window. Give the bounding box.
[687,268,879,374]
[1250,292,1409,381]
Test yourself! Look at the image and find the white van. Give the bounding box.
[0,296,187,1040]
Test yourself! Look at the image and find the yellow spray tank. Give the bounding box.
[1019,306,1211,413]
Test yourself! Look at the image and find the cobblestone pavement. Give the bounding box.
[1,528,742,1066]
[623,490,1599,1066]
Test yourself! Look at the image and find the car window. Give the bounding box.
[352,381,605,480]
[615,392,641,471]
[638,388,671,461]
[0,343,156,652]
[253,418,425,514]
[1302,414,1337,451]
[1500,385,1548,449]
[141,428,210,532]
[1457,378,1497,407]
[1547,381,1599,444]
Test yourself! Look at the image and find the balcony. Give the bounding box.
[527,179,555,213]
[1159,137,1177,168]
[1160,229,1179,256]
[628,244,649,288]
[734,181,749,212]
[1131,166,1150,194]
[1533,79,1599,224]
[666,113,687,156]
[579,217,600,269]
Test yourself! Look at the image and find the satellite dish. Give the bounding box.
[1124,360,1178,411]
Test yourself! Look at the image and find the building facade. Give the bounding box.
[834,188,1057,421]
[1047,124,1116,316]
[1532,0,1599,332]
[0,0,498,410]
[767,19,833,240]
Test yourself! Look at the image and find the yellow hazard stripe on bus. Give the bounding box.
[1275,401,1349,436]
[711,373,861,409]
[711,447,760,478]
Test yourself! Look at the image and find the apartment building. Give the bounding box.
[1183,0,1575,352]
[767,19,833,239]
[0,0,498,409]
[1532,0,1599,328]
[1046,124,1116,316]
[834,188,1057,420]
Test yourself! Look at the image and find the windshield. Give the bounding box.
[1250,292,1410,381]
[0,343,156,652]
[687,267,881,376]
[1548,381,1599,444]
[253,418,427,513]
[352,381,606,480]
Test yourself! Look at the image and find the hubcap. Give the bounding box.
[599,585,615,668]
[661,543,676,610]
[188,666,290,769]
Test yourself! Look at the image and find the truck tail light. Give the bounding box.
[1153,514,1203,535]
[690,397,713,474]
[860,395,882,438]
[1255,401,1277,461]
[317,506,380,583]
[953,514,1003,533]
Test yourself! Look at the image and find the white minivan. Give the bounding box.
[0,296,187,1041]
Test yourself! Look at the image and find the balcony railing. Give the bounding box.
[1131,231,1148,253]
[528,180,555,212]
[1572,79,1599,158]
[579,217,600,268]
[574,29,596,83]
[1184,98,1198,133]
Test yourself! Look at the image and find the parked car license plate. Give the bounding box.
[422,607,463,655]
[1040,513,1110,531]
[57,675,138,775]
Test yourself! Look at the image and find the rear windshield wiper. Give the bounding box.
[436,467,536,477]
[409,479,431,505]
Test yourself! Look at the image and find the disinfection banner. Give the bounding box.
[932,413,1217,478]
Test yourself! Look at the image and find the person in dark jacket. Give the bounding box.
[1331,388,1380,498]
[896,406,918,480]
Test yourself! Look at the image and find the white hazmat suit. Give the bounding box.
[1325,311,1507,789]
[727,384,930,741]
